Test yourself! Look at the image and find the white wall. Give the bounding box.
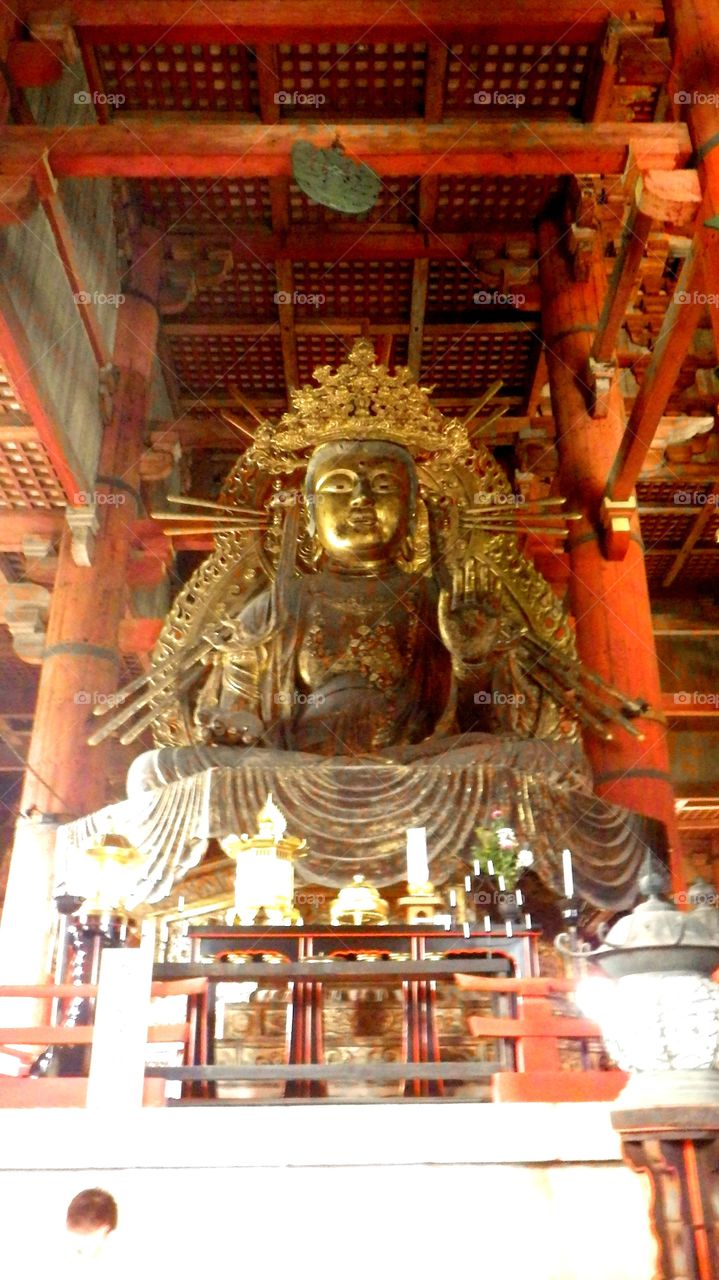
[0,1103,657,1279]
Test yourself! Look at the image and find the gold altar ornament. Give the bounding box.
[398,886,445,925]
[221,793,306,925]
[330,875,389,927]
[78,833,145,915]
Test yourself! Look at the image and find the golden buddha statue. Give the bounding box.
[190,436,514,757]
[72,342,661,909]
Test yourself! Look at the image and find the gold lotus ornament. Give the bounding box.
[330,875,389,927]
[221,794,306,925]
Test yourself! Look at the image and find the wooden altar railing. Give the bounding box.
[0,977,209,1104]
[0,965,628,1104]
[147,962,626,1103]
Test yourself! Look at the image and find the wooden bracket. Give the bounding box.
[138,431,181,482]
[635,169,702,225]
[159,246,234,316]
[66,503,99,567]
[566,176,602,281]
[568,224,597,281]
[22,533,58,585]
[0,582,50,663]
[98,364,118,425]
[600,494,636,560]
[588,356,616,418]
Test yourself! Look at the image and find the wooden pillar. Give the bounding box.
[665,0,719,327]
[0,231,162,991]
[537,221,677,866]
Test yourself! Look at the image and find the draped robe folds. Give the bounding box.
[58,568,668,911]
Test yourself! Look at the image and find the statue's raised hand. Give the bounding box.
[438,560,505,665]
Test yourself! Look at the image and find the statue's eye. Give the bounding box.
[317,471,355,493]
[370,472,401,493]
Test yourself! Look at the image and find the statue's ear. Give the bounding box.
[304,494,316,536]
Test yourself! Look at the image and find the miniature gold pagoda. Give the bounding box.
[221,793,306,925]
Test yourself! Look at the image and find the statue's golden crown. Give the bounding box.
[251,340,471,473]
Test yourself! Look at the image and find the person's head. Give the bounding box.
[305,439,418,571]
[66,1188,118,1259]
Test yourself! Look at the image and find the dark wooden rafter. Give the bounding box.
[405,42,448,379]
[604,243,706,504]
[0,122,691,180]
[665,0,719,358]
[0,284,88,502]
[592,201,656,367]
[50,1,667,42]
[661,483,719,589]
[416,41,447,232]
[593,170,701,366]
[166,229,536,262]
[583,17,623,123]
[254,38,297,403]
[34,157,111,369]
[525,350,548,418]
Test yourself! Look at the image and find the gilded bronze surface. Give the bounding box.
[76,342,660,904]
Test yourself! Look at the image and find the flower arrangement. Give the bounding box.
[470,811,534,890]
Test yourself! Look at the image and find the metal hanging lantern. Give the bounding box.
[291,140,381,214]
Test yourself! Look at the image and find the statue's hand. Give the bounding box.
[196,704,264,745]
[438,562,507,664]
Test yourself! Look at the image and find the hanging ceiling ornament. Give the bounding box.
[291,139,381,214]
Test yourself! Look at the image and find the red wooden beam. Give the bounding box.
[604,243,705,503]
[0,121,691,180]
[67,1,665,44]
[0,510,64,551]
[168,229,528,261]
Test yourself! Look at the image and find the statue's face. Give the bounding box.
[307,441,415,569]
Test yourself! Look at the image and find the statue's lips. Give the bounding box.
[346,512,378,530]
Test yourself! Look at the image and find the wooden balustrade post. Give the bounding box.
[513,995,562,1074]
[613,1107,719,1280]
[537,222,678,873]
[0,230,163,998]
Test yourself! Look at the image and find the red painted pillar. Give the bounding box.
[665,0,719,317]
[0,231,162,992]
[538,221,677,868]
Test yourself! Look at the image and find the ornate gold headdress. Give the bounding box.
[250,340,471,474]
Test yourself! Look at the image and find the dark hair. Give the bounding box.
[66,1188,118,1233]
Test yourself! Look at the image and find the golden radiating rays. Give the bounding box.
[460,380,512,439]
[151,494,270,538]
[461,496,581,539]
